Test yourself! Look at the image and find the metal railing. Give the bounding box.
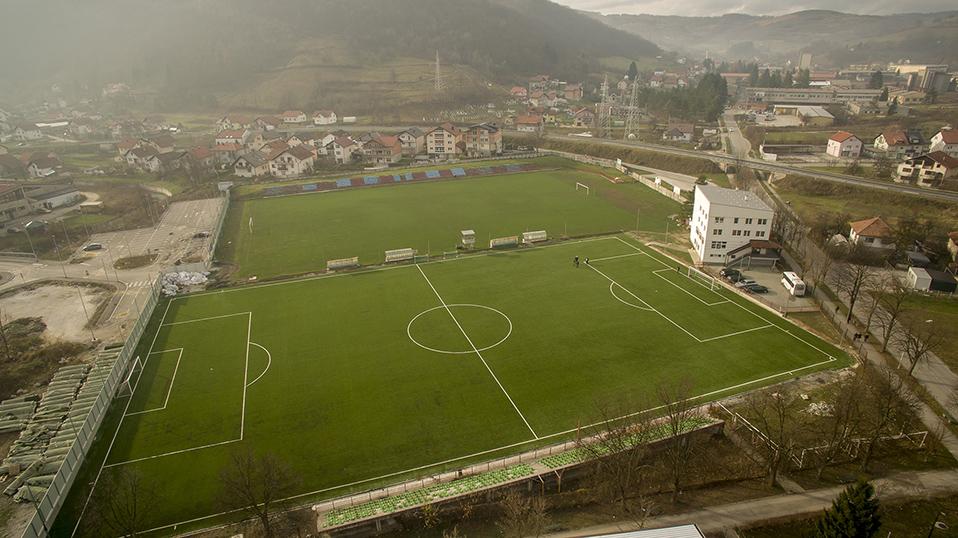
[207,191,231,265]
[20,276,163,537]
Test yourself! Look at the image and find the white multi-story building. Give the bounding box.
[690,185,774,264]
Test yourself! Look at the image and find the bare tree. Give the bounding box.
[86,468,160,537]
[806,244,839,294]
[657,380,697,504]
[894,317,945,376]
[743,390,802,488]
[811,373,865,480]
[495,490,549,538]
[579,405,655,524]
[832,247,880,323]
[861,273,892,334]
[858,366,918,471]
[875,277,911,352]
[219,448,300,538]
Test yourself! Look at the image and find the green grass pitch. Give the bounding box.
[216,158,684,279]
[65,235,850,534]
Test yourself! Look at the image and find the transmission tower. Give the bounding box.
[623,76,640,140]
[596,74,612,138]
[433,50,445,94]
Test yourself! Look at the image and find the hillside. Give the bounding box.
[0,0,660,111]
[592,9,958,66]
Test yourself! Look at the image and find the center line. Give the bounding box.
[415,264,539,439]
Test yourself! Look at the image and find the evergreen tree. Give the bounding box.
[627,61,638,82]
[796,68,811,87]
[887,100,898,116]
[758,68,772,87]
[868,70,884,89]
[783,70,794,87]
[749,63,760,86]
[878,87,888,101]
[770,71,783,88]
[815,480,881,538]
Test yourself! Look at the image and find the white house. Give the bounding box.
[215,129,250,147]
[826,131,862,158]
[326,137,358,164]
[425,123,462,157]
[14,123,43,141]
[397,127,426,156]
[514,115,543,135]
[281,110,308,124]
[312,110,337,125]
[233,151,270,178]
[896,151,958,187]
[849,216,895,250]
[929,128,958,158]
[690,185,774,264]
[267,145,315,178]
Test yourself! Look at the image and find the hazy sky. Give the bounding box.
[554,0,956,16]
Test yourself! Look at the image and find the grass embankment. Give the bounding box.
[514,136,723,176]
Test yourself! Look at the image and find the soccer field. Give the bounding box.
[216,159,684,279]
[69,235,850,534]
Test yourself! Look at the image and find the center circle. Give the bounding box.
[407,304,513,355]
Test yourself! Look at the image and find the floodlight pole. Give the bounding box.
[76,286,96,342]
[665,217,670,245]
[51,235,68,278]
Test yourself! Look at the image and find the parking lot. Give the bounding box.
[721,266,818,313]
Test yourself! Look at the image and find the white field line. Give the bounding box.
[699,324,774,343]
[241,313,251,440]
[246,342,272,387]
[415,264,539,439]
[102,438,241,469]
[586,262,702,342]
[614,235,671,268]
[588,252,645,263]
[125,348,183,417]
[179,235,621,301]
[161,311,251,326]
[70,298,173,537]
[652,269,728,307]
[608,282,654,311]
[135,353,839,536]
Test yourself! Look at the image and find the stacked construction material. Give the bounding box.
[0,351,119,503]
[0,396,38,434]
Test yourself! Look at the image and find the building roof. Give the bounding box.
[695,185,773,212]
[236,151,268,167]
[256,115,282,126]
[332,136,355,148]
[286,144,315,160]
[0,155,26,174]
[127,146,158,159]
[590,524,705,538]
[468,123,499,133]
[281,110,306,118]
[830,131,858,143]
[935,129,958,144]
[796,106,834,119]
[516,115,542,125]
[189,146,212,160]
[149,134,176,147]
[217,129,246,140]
[400,127,425,138]
[879,126,924,146]
[850,216,893,238]
[313,110,335,117]
[26,184,80,201]
[29,157,60,169]
[906,152,958,169]
[0,182,23,196]
[211,143,243,152]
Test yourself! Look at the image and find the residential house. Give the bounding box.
[397,127,425,156]
[929,128,958,158]
[689,185,774,264]
[145,134,176,154]
[362,135,402,165]
[281,110,308,124]
[312,110,337,125]
[69,118,96,137]
[849,217,895,250]
[116,138,139,157]
[896,152,958,188]
[510,87,528,99]
[463,124,502,157]
[125,146,158,169]
[874,126,925,160]
[27,156,60,178]
[327,137,358,164]
[515,115,543,135]
[826,131,862,158]
[215,129,250,147]
[0,183,32,223]
[233,151,271,178]
[26,184,82,210]
[254,115,282,131]
[312,132,337,155]
[14,123,43,141]
[425,123,462,158]
[847,100,888,117]
[211,143,245,165]
[217,114,253,131]
[268,144,315,178]
[188,146,214,169]
[572,107,595,128]
[248,131,286,151]
[144,151,188,173]
[564,83,583,101]
[663,121,694,142]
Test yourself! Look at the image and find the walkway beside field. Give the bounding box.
[543,469,958,537]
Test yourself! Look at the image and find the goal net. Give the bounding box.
[117,356,145,398]
[685,266,718,291]
[575,182,590,195]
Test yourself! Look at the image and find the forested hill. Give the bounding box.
[592,9,958,66]
[0,0,659,104]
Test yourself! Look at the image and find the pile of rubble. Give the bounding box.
[161,271,209,297]
[0,350,119,503]
[0,396,37,434]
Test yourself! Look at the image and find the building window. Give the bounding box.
[733,217,739,224]
[714,229,723,236]
[744,230,752,237]
[745,218,753,224]
[757,218,768,225]
[756,231,766,237]
[732,230,742,236]
[714,217,724,223]
[710,241,727,249]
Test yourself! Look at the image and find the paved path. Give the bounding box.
[543,469,958,537]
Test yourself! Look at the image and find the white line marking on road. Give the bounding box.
[415,264,539,439]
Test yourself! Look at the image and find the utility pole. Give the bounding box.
[433,50,445,95]
[51,235,67,278]
[0,309,11,362]
[597,75,612,138]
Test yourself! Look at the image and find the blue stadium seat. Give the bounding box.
[451,167,466,176]
[425,170,441,178]
[302,184,317,191]
[363,176,379,185]
[336,178,351,188]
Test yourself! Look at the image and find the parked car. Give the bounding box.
[83,243,104,251]
[720,268,740,279]
[193,231,211,238]
[734,279,757,288]
[744,283,769,294]
[726,273,746,283]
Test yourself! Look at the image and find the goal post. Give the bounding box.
[117,356,145,398]
[686,265,717,291]
[575,182,590,195]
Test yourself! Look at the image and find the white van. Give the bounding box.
[781,271,806,297]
